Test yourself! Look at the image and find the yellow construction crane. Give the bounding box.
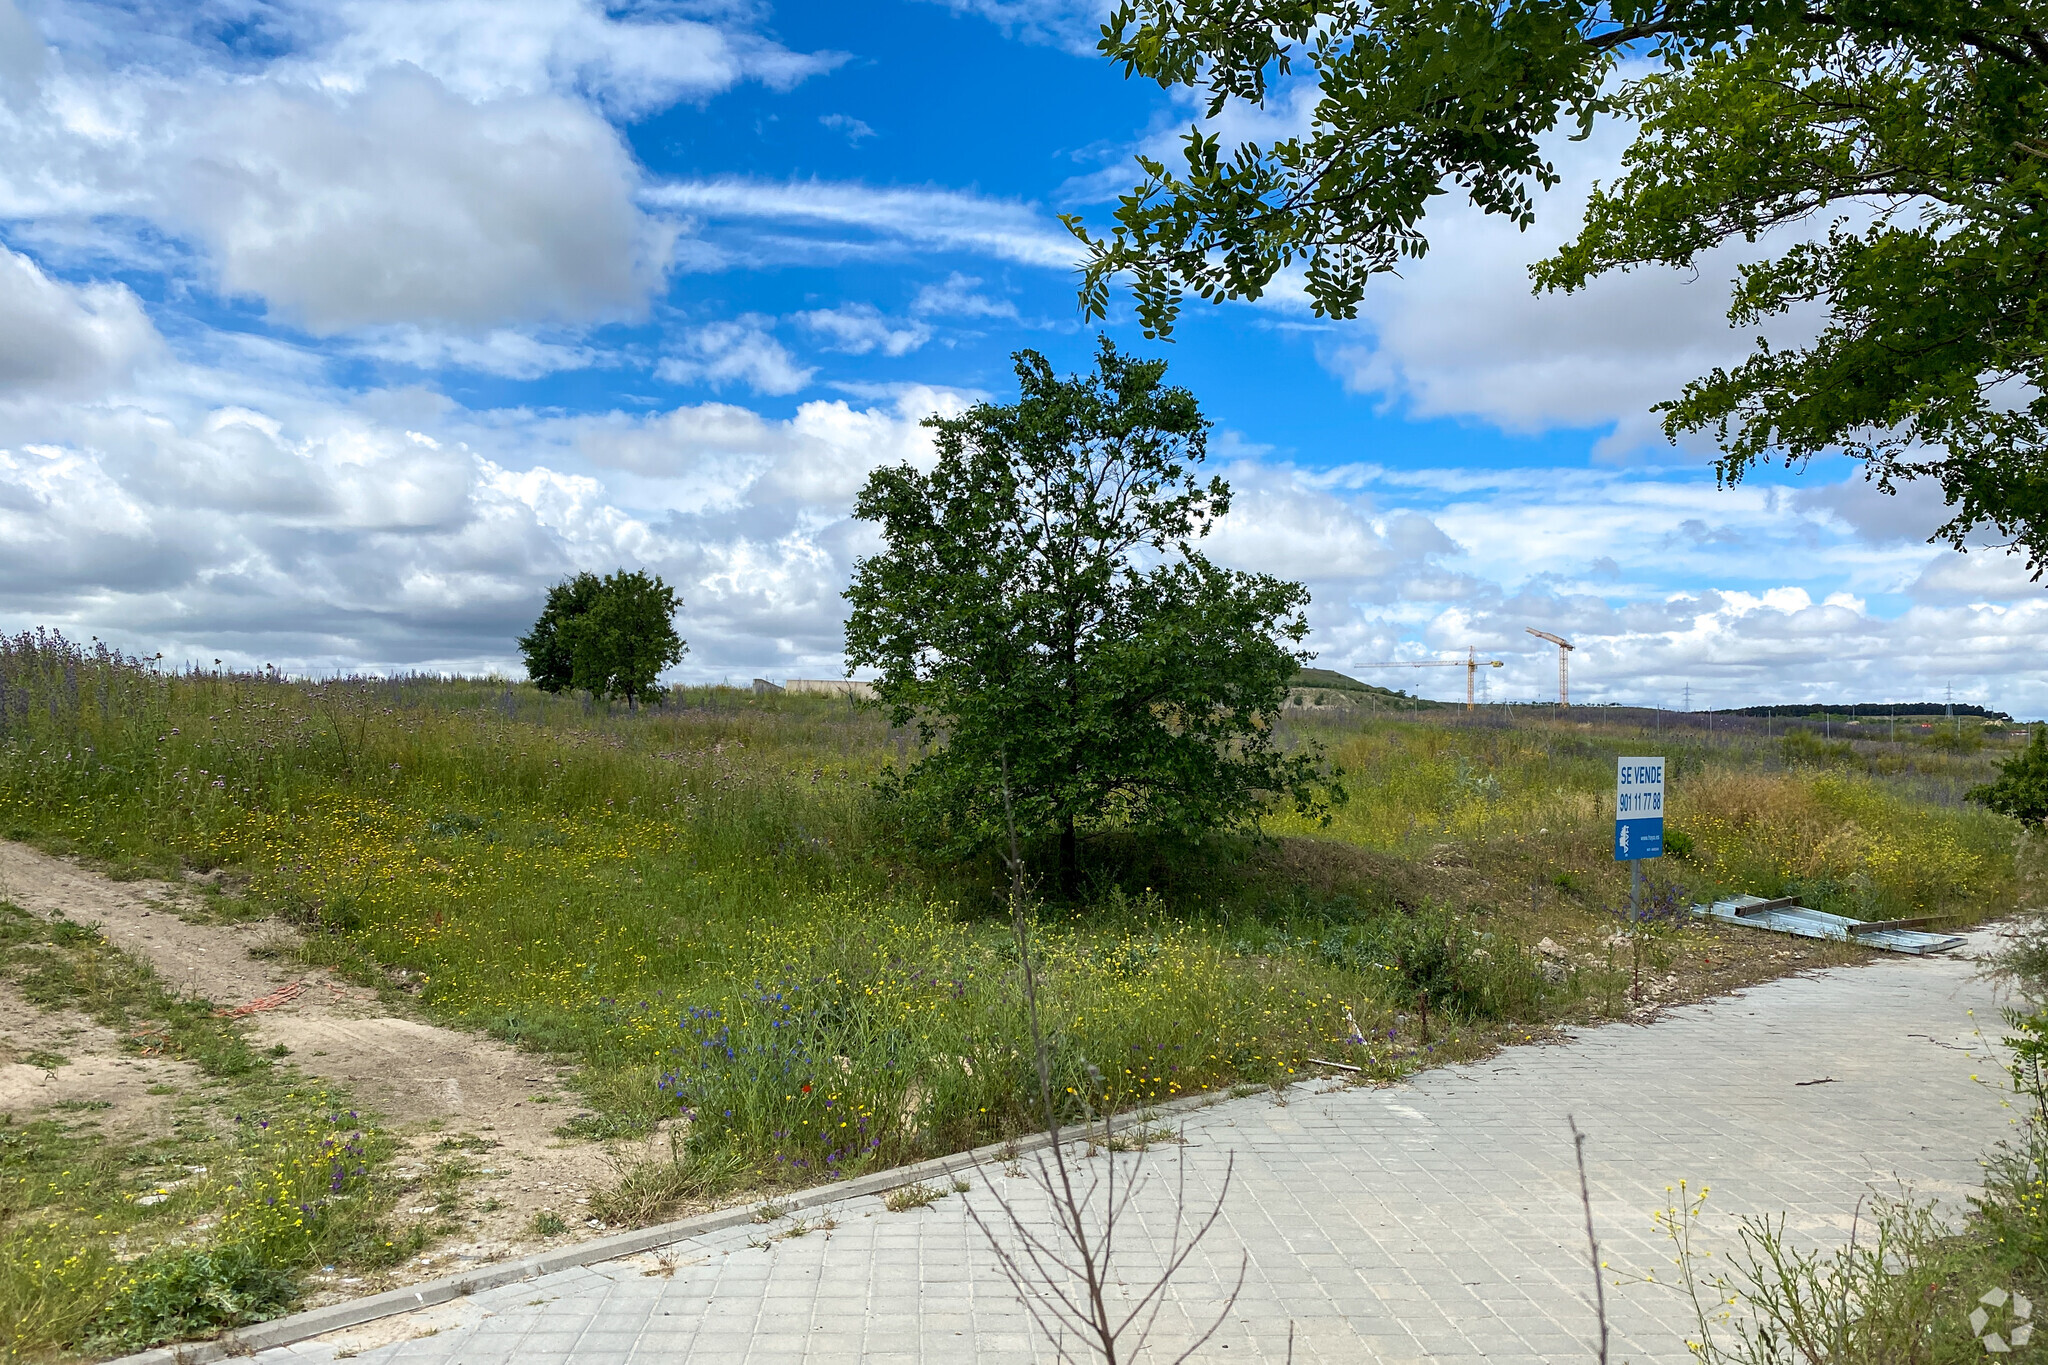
[1352,646,1504,710]
[1526,628,1574,707]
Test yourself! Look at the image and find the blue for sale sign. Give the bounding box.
[1615,756,1665,860]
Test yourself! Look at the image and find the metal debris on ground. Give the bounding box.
[1691,895,1965,955]
[214,978,306,1017]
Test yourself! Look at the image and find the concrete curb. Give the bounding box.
[104,1084,1247,1365]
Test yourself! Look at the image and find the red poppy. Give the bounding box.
[801,1083,811,1093]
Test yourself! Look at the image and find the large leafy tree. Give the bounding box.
[845,339,1340,893]
[1068,0,2048,575]
[518,569,686,705]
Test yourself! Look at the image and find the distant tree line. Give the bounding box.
[1712,703,2013,722]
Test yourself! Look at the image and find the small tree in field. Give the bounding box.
[1971,724,2048,829]
[518,569,686,705]
[845,338,1339,893]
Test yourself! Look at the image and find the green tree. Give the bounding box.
[1971,724,2048,827]
[845,338,1341,895]
[517,569,686,705]
[518,572,604,694]
[1067,0,2048,575]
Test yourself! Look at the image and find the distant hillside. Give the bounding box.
[1715,701,2013,722]
[1288,667,1443,710]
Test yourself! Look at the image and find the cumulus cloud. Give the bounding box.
[169,71,667,333]
[0,2,2038,713]
[0,245,160,394]
[0,369,979,678]
[1178,456,2048,714]
[794,304,930,356]
[0,380,908,675]
[0,399,615,668]
[1,327,2042,710]
[1793,472,1956,547]
[0,0,839,336]
[540,387,965,667]
[1067,82,1819,459]
[654,316,813,395]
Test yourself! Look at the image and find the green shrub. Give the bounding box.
[90,1245,296,1353]
[1780,728,1855,766]
[1274,903,1546,1022]
[1971,724,2048,827]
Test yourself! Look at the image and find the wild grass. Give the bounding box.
[1273,709,2021,924]
[0,627,2034,1347]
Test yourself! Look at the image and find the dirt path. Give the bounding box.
[0,983,193,1129]
[0,840,663,1286]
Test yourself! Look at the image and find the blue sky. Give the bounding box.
[0,0,2041,714]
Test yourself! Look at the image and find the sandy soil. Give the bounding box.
[0,839,664,1284]
[0,982,193,1128]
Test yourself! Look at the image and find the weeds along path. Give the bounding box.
[0,839,657,1276]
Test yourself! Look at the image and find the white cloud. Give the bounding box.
[0,319,2041,711]
[819,113,875,145]
[0,0,840,335]
[1185,457,2048,715]
[0,0,42,101]
[0,370,976,677]
[654,316,814,395]
[917,0,1107,55]
[1793,473,1954,548]
[0,244,160,394]
[794,303,930,356]
[349,327,613,379]
[910,271,1018,319]
[305,0,841,118]
[169,70,668,333]
[643,177,1079,268]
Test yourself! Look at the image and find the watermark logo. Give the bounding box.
[1974,1286,2034,1353]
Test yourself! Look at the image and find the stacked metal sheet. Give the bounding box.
[1691,894,1967,955]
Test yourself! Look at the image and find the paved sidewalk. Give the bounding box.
[267,942,2011,1365]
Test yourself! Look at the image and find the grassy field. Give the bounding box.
[0,629,2039,1356]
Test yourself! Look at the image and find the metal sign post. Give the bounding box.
[1615,756,1666,918]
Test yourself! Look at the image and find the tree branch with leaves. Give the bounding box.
[1067,0,2048,575]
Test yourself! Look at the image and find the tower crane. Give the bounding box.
[1352,646,1504,710]
[1526,628,1574,707]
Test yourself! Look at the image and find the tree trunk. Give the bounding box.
[1060,814,1079,900]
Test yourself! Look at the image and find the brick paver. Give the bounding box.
[268,939,2013,1364]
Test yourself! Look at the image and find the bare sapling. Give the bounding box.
[960,753,1247,1364]
[1569,1115,1610,1365]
